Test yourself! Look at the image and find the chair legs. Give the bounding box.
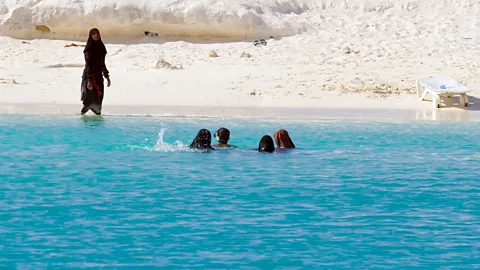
[416,81,428,101]
[435,94,469,108]
[433,94,441,109]
[460,94,469,107]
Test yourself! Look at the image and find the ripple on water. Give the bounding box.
[0,115,479,268]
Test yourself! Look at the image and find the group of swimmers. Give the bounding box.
[189,128,295,152]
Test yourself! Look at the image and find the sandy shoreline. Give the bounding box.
[1,103,477,122]
[1,1,479,122]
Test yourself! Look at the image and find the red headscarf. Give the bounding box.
[274,129,295,148]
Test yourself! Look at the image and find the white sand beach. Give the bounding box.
[0,0,479,119]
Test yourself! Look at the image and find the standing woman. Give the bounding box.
[81,28,111,115]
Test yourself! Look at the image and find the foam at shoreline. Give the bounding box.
[0,103,476,122]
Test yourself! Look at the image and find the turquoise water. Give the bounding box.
[1,115,479,269]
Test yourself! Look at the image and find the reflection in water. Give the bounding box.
[416,109,470,121]
[81,115,105,128]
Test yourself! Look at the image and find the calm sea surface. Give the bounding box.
[1,115,479,268]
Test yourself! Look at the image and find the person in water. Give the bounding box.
[189,129,214,150]
[81,28,111,115]
[212,127,237,148]
[258,135,275,153]
[274,129,295,148]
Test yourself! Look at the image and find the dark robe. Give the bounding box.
[81,28,109,115]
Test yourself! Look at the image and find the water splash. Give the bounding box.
[129,125,189,152]
[154,125,169,148]
[152,126,188,151]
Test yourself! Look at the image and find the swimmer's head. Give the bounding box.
[274,129,295,148]
[190,129,213,149]
[258,135,275,153]
[215,127,230,144]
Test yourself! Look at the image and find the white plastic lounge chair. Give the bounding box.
[416,76,471,108]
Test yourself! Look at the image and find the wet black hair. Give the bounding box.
[258,135,274,153]
[190,129,214,150]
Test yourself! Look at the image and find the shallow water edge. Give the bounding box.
[0,103,478,121]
